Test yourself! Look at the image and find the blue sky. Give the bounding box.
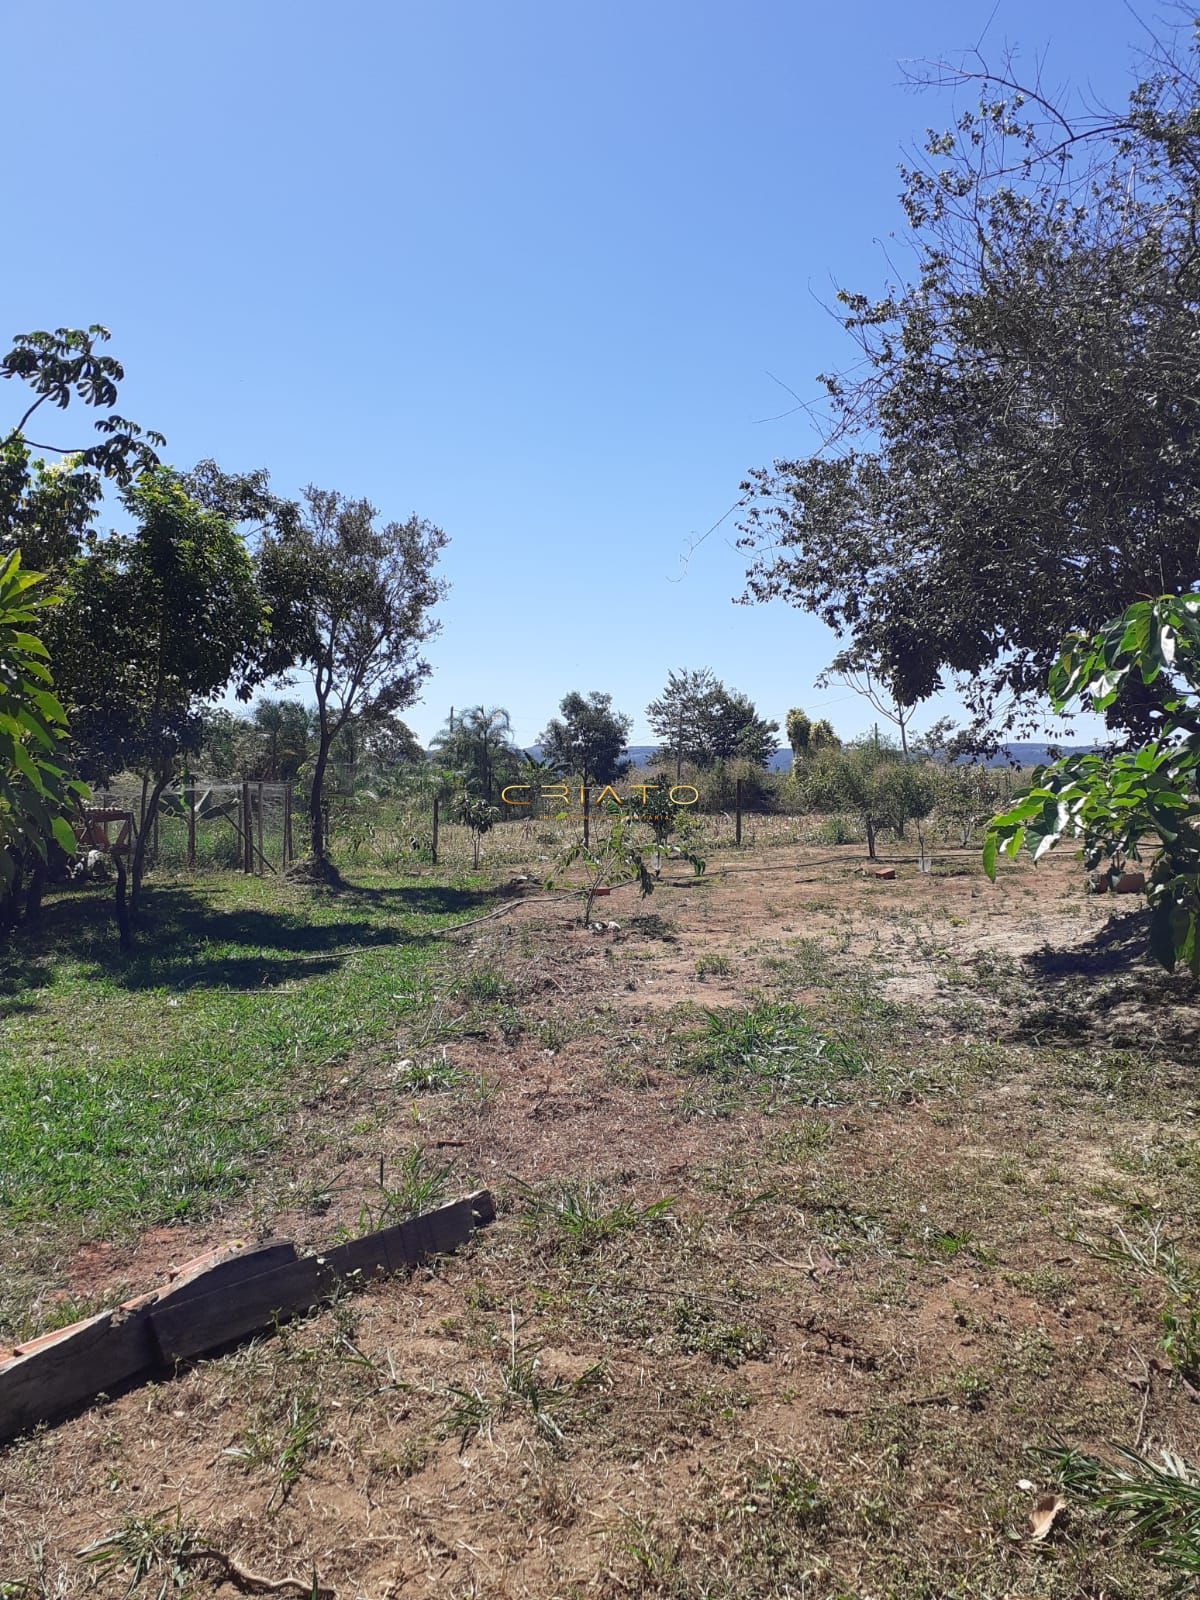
[5,1,1145,748]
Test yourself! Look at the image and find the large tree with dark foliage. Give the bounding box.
[648,669,778,770]
[738,20,1200,747]
[538,691,632,784]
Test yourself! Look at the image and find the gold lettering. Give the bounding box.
[593,785,621,807]
[541,784,569,806]
[500,785,532,806]
[669,785,700,805]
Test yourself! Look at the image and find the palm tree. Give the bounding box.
[431,705,519,802]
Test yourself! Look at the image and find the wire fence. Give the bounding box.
[88,780,296,875]
[79,762,1023,881]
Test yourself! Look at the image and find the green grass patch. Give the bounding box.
[0,869,490,1238]
[678,1001,866,1104]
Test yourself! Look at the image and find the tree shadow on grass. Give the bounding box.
[0,877,492,1002]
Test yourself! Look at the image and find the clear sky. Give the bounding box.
[5,0,1145,748]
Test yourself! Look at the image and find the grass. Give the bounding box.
[442,1311,603,1451]
[0,867,491,1327]
[521,1178,674,1253]
[678,1000,866,1104]
[349,1145,454,1232]
[1050,1443,1200,1576]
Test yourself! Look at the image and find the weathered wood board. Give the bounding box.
[0,1190,494,1443]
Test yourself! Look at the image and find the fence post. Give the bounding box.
[582,781,590,848]
[242,781,252,874]
[187,777,196,870]
[283,783,293,866]
[256,781,265,875]
[735,777,743,847]
[431,794,439,866]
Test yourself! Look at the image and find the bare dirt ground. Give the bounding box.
[4,844,1200,1598]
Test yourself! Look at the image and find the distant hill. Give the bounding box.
[510,742,1098,774]
[619,743,1098,772]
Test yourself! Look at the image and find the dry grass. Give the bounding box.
[2,844,1199,1597]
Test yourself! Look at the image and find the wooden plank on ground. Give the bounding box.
[156,1240,298,1306]
[0,1308,157,1442]
[320,1192,480,1279]
[0,1191,494,1439]
[150,1256,337,1364]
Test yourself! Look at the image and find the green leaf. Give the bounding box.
[51,815,78,854]
[982,831,998,881]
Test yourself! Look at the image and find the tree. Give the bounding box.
[538,691,632,784]
[559,801,706,925]
[648,670,777,771]
[247,698,314,781]
[703,685,779,768]
[935,761,1006,849]
[789,709,840,765]
[805,740,935,860]
[737,25,1200,747]
[260,487,447,866]
[985,594,1200,972]
[786,709,812,765]
[358,712,425,773]
[430,706,519,802]
[67,469,269,906]
[0,553,85,910]
[2,326,164,491]
[647,669,718,778]
[453,793,500,870]
[1,326,167,732]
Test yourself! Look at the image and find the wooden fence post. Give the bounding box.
[242,781,252,874]
[431,795,439,866]
[735,777,743,847]
[256,782,265,876]
[187,779,196,871]
[582,781,590,848]
[283,784,293,866]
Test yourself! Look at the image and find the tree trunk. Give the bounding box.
[309,739,330,858]
[114,853,132,950]
[24,860,45,923]
[130,772,170,913]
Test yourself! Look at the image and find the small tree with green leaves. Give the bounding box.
[559,794,706,924]
[804,740,935,859]
[453,793,500,869]
[984,595,1200,972]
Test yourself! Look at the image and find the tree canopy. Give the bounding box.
[737,24,1200,746]
[647,669,778,770]
[430,706,520,802]
[261,486,448,862]
[538,691,631,783]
